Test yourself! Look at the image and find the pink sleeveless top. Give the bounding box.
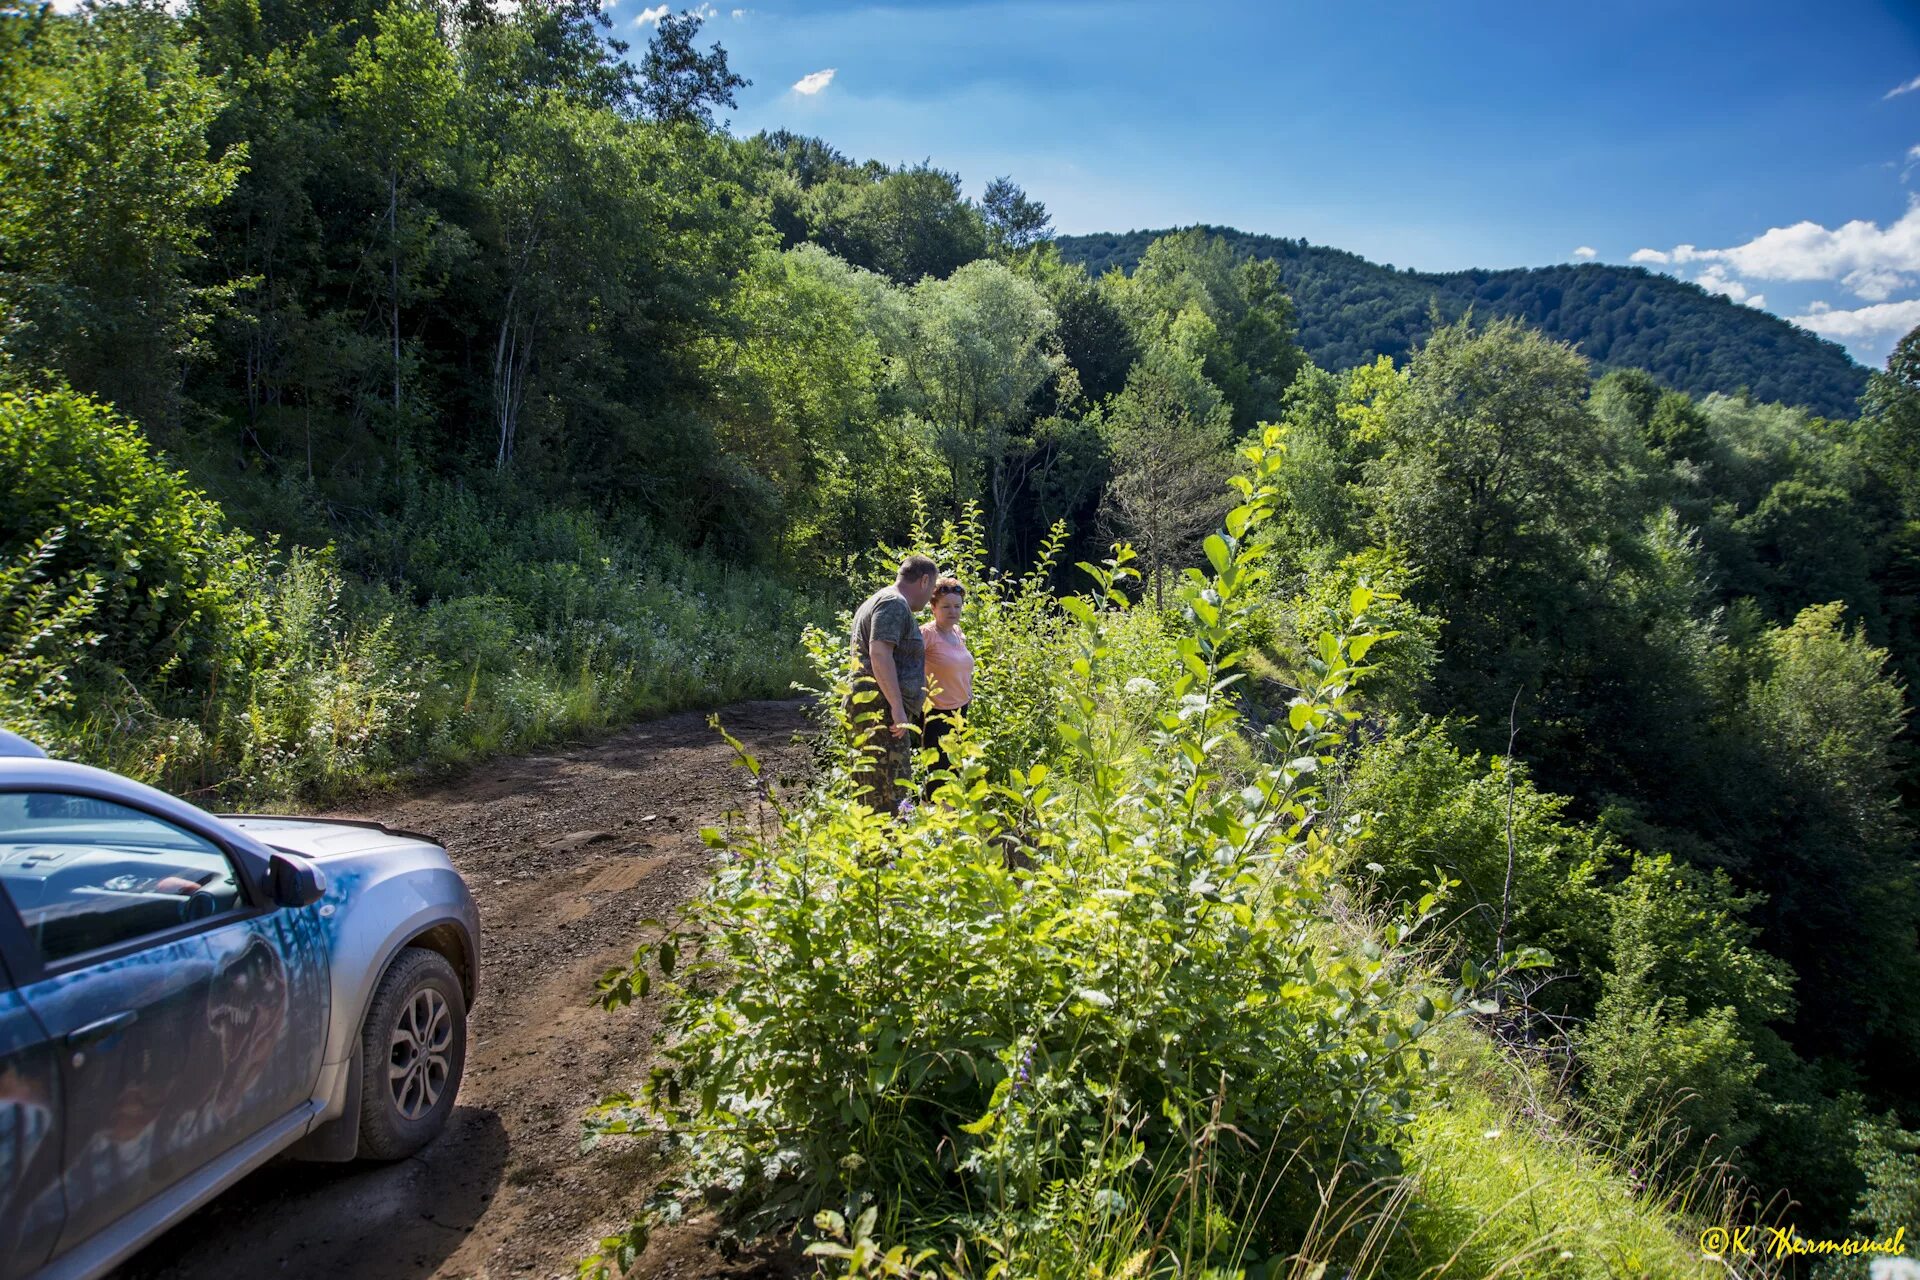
[920,622,974,711]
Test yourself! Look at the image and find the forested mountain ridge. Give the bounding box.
[1057,226,1869,417]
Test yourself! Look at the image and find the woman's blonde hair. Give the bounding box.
[932,576,965,600]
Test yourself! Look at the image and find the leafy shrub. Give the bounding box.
[1576,855,1792,1168]
[0,529,102,747]
[592,430,1470,1272]
[230,551,424,796]
[0,385,268,689]
[1817,1112,1920,1277]
[1266,544,1439,719]
[1342,725,1613,1016]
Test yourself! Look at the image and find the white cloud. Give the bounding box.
[1572,246,1597,260]
[731,6,746,14]
[1844,267,1911,301]
[1887,74,1920,99]
[1694,263,1754,304]
[634,4,668,25]
[1633,200,1920,302]
[1791,297,1920,340]
[792,68,836,95]
[1808,300,1832,314]
[1909,145,1920,162]
[1745,295,1767,309]
[690,2,716,16]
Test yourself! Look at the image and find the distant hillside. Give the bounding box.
[1055,227,1869,418]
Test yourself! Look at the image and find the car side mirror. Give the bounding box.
[269,852,328,908]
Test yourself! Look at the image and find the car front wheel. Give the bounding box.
[357,947,467,1159]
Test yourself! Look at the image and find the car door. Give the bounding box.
[0,791,320,1256]
[196,903,329,1139]
[0,930,64,1279]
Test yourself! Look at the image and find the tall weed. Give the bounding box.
[590,429,1471,1273]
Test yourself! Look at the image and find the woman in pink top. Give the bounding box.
[919,577,974,778]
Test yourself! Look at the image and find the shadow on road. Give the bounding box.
[113,1106,508,1280]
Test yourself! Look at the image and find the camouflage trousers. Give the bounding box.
[846,678,915,814]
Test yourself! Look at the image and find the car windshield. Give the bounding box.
[0,793,220,852]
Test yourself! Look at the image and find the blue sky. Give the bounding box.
[632,0,1920,368]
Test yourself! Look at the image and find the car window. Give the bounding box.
[0,793,246,966]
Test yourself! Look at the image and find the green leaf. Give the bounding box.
[960,1078,1010,1134]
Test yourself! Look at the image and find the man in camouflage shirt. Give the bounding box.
[847,553,939,811]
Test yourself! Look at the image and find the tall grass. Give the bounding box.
[794,1027,1781,1280]
[3,449,828,803]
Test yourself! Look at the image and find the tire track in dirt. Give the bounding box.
[111,699,815,1280]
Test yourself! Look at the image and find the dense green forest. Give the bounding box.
[1057,227,1870,418]
[4,0,1920,1273]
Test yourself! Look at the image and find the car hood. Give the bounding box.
[219,815,446,860]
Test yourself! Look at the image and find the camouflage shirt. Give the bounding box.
[849,586,925,720]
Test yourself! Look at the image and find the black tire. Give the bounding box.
[356,947,467,1160]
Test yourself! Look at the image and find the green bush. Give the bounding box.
[1575,855,1792,1168]
[1342,725,1613,1017]
[0,529,103,746]
[1816,1112,1920,1277]
[591,430,1470,1273]
[0,384,268,689]
[232,551,424,795]
[1261,543,1440,721]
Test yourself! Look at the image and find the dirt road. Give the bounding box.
[111,700,816,1280]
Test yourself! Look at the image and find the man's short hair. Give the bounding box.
[899,554,939,583]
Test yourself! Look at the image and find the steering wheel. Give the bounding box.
[165,869,228,922]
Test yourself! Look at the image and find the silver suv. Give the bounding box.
[0,731,481,1280]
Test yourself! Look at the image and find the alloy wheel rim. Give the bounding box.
[389,987,452,1120]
